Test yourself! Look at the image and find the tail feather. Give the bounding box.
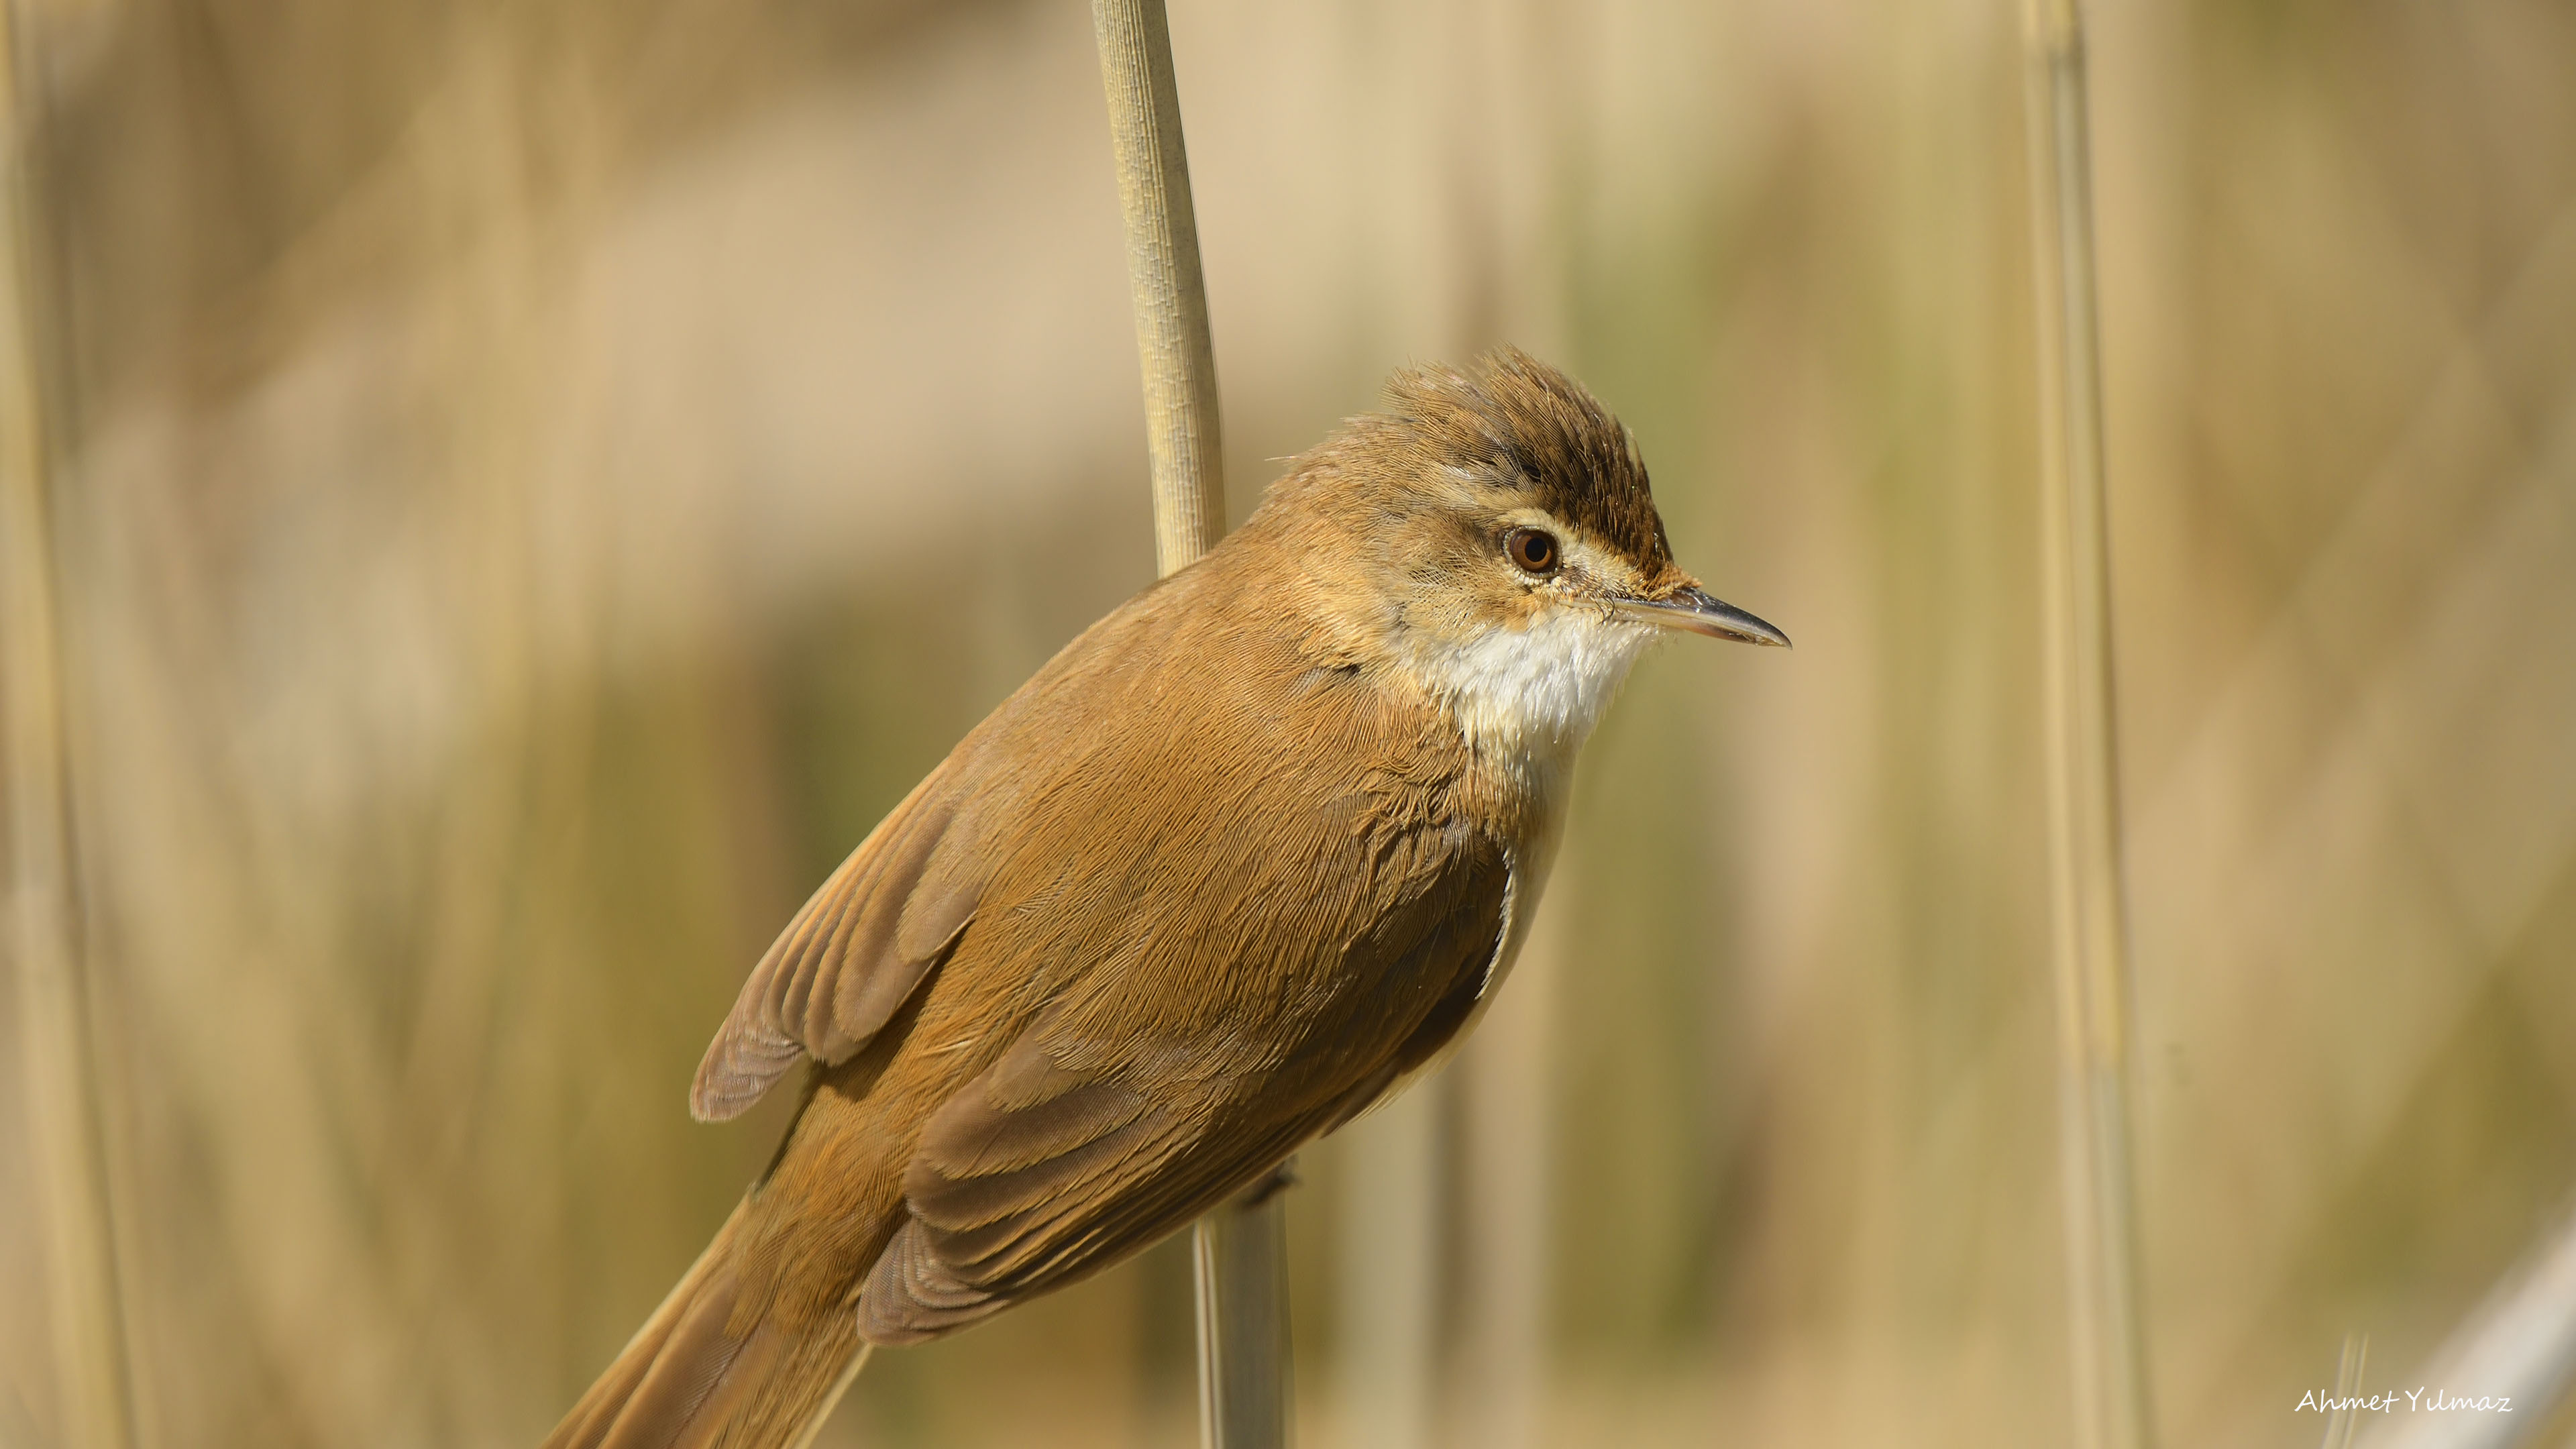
[542,1199,869,1449]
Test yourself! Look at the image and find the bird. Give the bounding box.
[542,347,1786,1449]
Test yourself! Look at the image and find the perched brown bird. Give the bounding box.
[544,349,1785,1449]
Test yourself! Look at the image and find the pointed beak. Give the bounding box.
[1612,584,1792,647]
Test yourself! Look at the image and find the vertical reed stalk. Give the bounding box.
[1091,0,1227,576]
[2017,3,2155,1448]
[0,5,140,1447]
[1087,4,1291,1447]
[1193,1181,1294,1449]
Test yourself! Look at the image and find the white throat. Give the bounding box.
[1406,609,1656,785]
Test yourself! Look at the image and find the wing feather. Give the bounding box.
[855,855,1509,1342]
[690,766,983,1122]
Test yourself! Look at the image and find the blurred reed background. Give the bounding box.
[3,0,2575,1446]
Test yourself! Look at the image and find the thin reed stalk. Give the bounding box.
[1193,1180,1294,1449]
[2017,3,2155,1449]
[0,6,140,1446]
[1087,3,1292,1447]
[1091,0,1227,576]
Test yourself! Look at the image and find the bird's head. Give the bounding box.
[1246,347,1786,759]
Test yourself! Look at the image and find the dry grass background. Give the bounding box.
[3,1,2575,1446]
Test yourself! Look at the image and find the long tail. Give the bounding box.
[542,1197,871,1449]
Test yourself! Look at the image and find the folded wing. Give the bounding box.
[857,849,1509,1343]
[690,763,986,1122]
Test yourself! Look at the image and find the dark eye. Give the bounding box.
[1505,527,1560,575]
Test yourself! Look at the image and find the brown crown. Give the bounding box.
[1381,347,1675,574]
